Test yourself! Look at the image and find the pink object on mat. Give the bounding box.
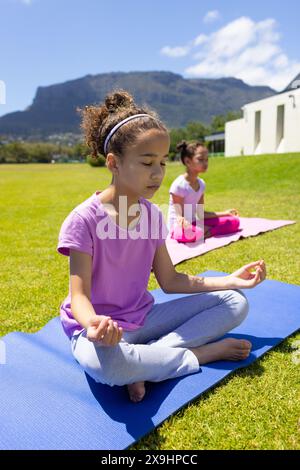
[205,215,240,236]
[166,217,295,265]
[170,223,203,243]
[171,216,240,243]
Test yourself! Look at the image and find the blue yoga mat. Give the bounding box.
[1,271,299,450]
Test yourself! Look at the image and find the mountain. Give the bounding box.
[0,71,276,137]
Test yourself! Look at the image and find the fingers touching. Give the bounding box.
[88,317,123,346]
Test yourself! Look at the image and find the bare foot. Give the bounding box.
[190,338,252,364]
[127,381,146,403]
[204,226,212,239]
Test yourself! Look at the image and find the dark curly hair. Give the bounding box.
[79,90,168,158]
[176,140,207,165]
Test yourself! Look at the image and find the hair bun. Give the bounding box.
[176,140,188,152]
[105,90,134,113]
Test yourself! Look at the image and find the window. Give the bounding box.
[254,111,261,151]
[276,105,285,149]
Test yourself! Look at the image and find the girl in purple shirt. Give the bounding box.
[57,90,266,402]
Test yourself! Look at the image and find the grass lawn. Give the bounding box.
[0,153,299,450]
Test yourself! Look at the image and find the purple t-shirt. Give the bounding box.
[57,191,168,339]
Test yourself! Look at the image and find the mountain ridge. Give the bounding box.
[0,71,276,137]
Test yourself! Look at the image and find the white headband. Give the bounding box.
[103,114,154,155]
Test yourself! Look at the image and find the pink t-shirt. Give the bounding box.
[57,191,168,339]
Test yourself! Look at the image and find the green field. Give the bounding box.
[0,154,299,450]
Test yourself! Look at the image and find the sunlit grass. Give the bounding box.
[0,153,299,449]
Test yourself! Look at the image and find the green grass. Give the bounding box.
[0,154,300,450]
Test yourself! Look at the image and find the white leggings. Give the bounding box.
[71,289,249,387]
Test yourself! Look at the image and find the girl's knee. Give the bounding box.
[231,217,240,231]
[73,342,116,386]
[232,290,249,324]
[224,289,249,327]
[77,343,138,387]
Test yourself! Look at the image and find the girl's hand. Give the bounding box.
[226,208,239,217]
[87,315,123,347]
[226,260,266,289]
[204,225,212,239]
[176,216,191,229]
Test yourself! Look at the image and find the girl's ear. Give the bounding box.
[106,153,119,174]
[184,156,190,167]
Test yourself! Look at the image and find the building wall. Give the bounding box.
[225,88,300,156]
[225,118,245,157]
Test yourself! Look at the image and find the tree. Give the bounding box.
[210,111,242,133]
[185,121,209,141]
[169,127,188,160]
[72,142,89,160]
[0,142,25,163]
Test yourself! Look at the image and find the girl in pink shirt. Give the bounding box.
[57,90,266,403]
[168,141,240,242]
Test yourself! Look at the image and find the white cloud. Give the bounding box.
[161,35,208,58]
[203,10,220,24]
[160,45,191,58]
[208,17,257,58]
[193,34,208,47]
[160,16,300,91]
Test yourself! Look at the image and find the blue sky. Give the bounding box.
[0,0,299,116]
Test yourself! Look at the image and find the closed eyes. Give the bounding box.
[142,162,167,167]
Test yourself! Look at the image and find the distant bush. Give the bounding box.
[86,154,106,167]
[0,141,86,164]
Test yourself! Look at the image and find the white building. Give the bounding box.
[225,77,300,157]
